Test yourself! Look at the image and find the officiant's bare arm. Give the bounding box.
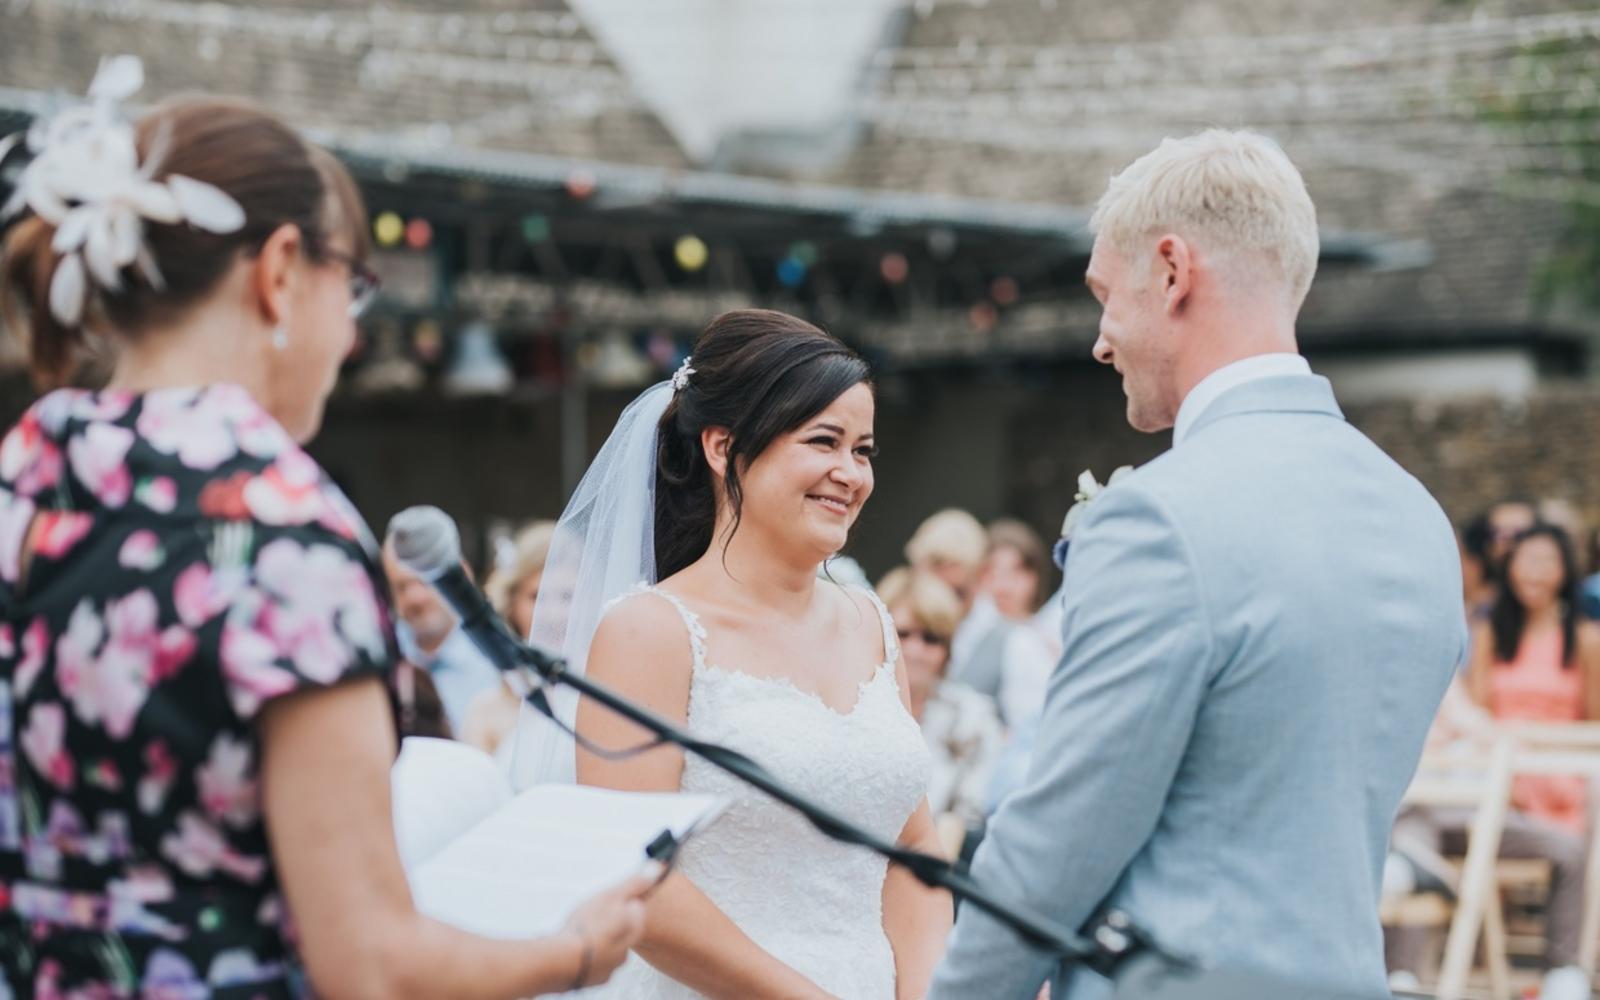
[260,678,649,999]
[883,655,956,1000]
[578,599,838,1000]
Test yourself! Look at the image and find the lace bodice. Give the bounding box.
[583,584,931,1000]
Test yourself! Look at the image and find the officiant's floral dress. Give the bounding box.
[0,385,396,999]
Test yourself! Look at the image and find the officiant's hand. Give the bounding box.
[561,863,660,988]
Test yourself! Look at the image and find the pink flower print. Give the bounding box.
[174,562,239,629]
[0,413,65,499]
[234,407,292,460]
[219,613,300,719]
[33,958,66,1000]
[15,616,50,699]
[118,529,165,572]
[197,734,259,828]
[86,759,123,792]
[139,741,177,816]
[65,389,133,425]
[66,422,135,508]
[208,949,284,988]
[55,598,105,702]
[137,389,237,470]
[255,539,383,679]
[135,475,178,514]
[31,510,95,561]
[317,487,364,542]
[198,472,252,521]
[243,451,326,526]
[107,865,183,939]
[141,948,206,1000]
[58,591,188,739]
[0,494,34,585]
[160,812,266,883]
[0,621,13,658]
[21,703,73,790]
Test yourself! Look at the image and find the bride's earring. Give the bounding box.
[270,324,289,351]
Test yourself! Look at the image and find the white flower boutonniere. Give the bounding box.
[1054,465,1134,568]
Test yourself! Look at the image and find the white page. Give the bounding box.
[408,784,725,940]
[392,737,513,869]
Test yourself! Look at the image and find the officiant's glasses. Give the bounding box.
[317,242,382,319]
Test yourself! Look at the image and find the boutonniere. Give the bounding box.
[1054,466,1133,568]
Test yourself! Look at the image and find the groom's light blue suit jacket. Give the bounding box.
[928,374,1466,1000]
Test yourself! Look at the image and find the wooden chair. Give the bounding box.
[1406,736,1516,1000]
[1416,727,1600,1000]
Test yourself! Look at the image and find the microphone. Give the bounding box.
[386,505,559,706]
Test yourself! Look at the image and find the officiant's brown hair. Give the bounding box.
[655,309,871,579]
[1,95,369,388]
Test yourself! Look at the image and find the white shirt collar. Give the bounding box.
[1172,353,1312,446]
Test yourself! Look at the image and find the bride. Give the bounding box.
[515,309,951,999]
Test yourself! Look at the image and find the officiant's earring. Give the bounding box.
[270,324,289,351]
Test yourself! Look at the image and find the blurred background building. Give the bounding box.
[2,0,1598,573]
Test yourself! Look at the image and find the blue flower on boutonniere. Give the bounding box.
[1054,466,1133,569]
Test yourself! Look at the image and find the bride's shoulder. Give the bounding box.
[820,577,885,615]
[820,579,892,642]
[592,584,701,652]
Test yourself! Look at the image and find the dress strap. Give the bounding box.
[635,584,710,670]
[856,587,900,666]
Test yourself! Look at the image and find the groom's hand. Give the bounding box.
[560,862,660,988]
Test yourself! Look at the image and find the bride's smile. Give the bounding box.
[733,381,877,559]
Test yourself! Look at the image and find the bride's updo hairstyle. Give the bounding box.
[655,309,870,579]
[1,97,368,387]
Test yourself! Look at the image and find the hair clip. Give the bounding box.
[671,357,696,392]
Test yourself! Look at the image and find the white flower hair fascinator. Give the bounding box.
[670,356,696,392]
[0,55,247,327]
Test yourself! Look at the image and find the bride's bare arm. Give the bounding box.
[577,598,836,1000]
[882,656,956,1000]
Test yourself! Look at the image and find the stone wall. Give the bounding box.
[1343,387,1600,532]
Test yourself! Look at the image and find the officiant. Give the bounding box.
[0,66,649,998]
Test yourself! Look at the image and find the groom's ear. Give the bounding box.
[701,426,733,479]
[1155,233,1193,315]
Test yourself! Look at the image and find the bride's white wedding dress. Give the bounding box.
[582,583,932,1000]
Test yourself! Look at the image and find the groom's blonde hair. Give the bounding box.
[1089,129,1320,308]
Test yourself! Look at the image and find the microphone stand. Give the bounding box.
[423,589,1388,999]
[499,635,1178,985]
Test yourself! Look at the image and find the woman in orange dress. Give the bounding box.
[1468,524,1600,831]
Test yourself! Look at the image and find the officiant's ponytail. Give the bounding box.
[655,309,870,579]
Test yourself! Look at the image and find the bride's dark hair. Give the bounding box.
[654,309,871,580]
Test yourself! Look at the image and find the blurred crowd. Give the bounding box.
[380,493,1600,998]
[1384,498,1600,999]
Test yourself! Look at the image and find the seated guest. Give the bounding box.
[1459,513,1494,623]
[1437,523,1600,1000]
[1579,525,1600,621]
[395,659,454,740]
[382,527,502,734]
[1468,524,1600,829]
[878,568,1004,827]
[463,520,556,757]
[0,79,646,996]
[951,519,1058,727]
[1486,499,1538,582]
[905,507,990,662]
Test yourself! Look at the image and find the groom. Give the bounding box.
[928,130,1466,1000]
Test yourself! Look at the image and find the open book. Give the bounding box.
[393,736,726,940]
